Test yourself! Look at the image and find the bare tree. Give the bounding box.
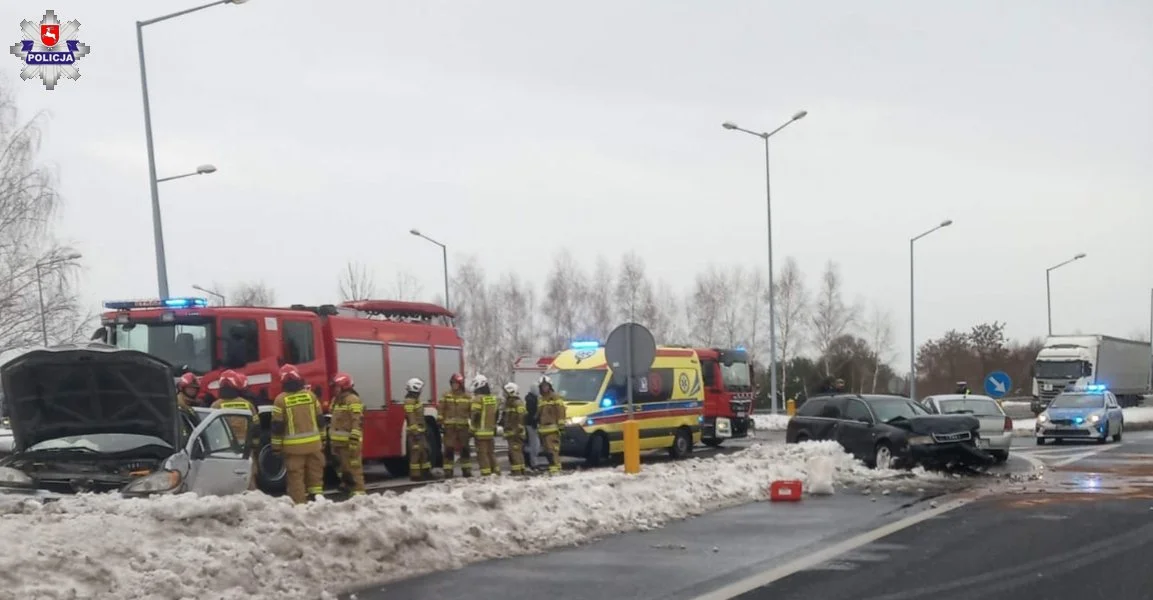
[231,282,276,307]
[0,81,86,351]
[541,250,586,351]
[650,279,683,343]
[864,303,897,392]
[583,255,615,340]
[450,255,497,377]
[614,252,650,323]
[810,260,856,376]
[201,281,228,307]
[338,261,377,301]
[389,271,424,302]
[741,268,766,363]
[490,272,537,385]
[687,266,726,346]
[773,257,809,392]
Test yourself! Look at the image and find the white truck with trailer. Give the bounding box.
[1031,334,1152,414]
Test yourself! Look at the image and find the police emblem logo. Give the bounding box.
[9,10,91,90]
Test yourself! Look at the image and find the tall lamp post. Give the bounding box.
[138,0,249,299]
[410,229,449,309]
[35,253,83,346]
[721,110,808,414]
[909,219,953,402]
[1045,253,1087,335]
[192,283,226,305]
[157,164,217,183]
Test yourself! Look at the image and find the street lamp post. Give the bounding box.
[137,0,249,299]
[410,229,449,310]
[1045,253,1087,336]
[192,283,226,305]
[34,253,83,346]
[157,164,217,184]
[909,219,953,402]
[721,110,808,414]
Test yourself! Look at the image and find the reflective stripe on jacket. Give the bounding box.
[404,396,426,434]
[438,393,472,426]
[536,392,566,434]
[329,391,363,444]
[210,397,258,444]
[501,396,527,440]
[270,390,323,454]
[471,395,499,438]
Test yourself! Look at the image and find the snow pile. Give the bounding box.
[0,442,946,600]
[752,413,791,431]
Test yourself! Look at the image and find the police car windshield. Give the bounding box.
[113,321,213,374]
[548,370,606,403]
[1049,393,1105,409]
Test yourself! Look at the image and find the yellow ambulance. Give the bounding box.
[548,342,704,466]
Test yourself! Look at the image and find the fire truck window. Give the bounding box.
[389,344,431,404]
[700,360,717,388]
[282,321,316,365]
[220,319,259,368]
[433,347,463,395]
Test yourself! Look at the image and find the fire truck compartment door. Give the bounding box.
[335,340,387,410]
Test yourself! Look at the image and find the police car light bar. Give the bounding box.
[103,297,208,310]
[1083,384,1107,392]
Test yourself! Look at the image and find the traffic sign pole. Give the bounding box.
[623,324,640,474]
[606,323,655,476]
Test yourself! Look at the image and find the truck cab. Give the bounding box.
[1032,335,1151,414]
[695,347,754,446]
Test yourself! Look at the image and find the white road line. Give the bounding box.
[691,497,972,600]
[1049,446,1119,467]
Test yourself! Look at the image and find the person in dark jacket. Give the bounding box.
[523,390,542,470]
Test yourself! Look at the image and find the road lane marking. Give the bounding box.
[1049,445,1120,467]
[690,497,972,600]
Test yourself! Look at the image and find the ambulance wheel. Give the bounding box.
[586,433,609,467]
[703,438,723,448]
[669,427,693,459]
[256,442,287,495]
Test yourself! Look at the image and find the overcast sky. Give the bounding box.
[3,0,1151,367]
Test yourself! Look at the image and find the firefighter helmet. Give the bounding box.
[279,364,303,383]
[219,370,247,390]
[471,373,489,392]
[177,372,199,392]
[449,373,464,387]
[503,382,519,396]
[332,372,353,392]
[406,378,425,394]
[538,374,554,393]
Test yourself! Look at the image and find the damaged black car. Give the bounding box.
[785,393,991,470]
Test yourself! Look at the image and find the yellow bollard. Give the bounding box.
[622,419,641,474]
[786,398,796,416]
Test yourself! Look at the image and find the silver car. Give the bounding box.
[922,394,1012,463]
[0,343,254,498]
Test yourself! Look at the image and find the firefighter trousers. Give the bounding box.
[442,425,473,478]
[541,432,561,474]
[285,450,325,504]
[333,443,365,495]
[408,431,431,481]
[475,436,497,476]
[506,437,525,474]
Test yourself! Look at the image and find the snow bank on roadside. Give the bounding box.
[752,413,791,431]
[1012,406,1153,435]
[0,442,947,600]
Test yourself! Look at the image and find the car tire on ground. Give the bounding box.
[793,433,809,444]
[990,450,1009,464]
[872,441,894,470]
[586,432,609,467]
[669,427,693,459]
[256,441,287,495]
[703,438,723,448]
[1114,423,1123,443]
[1036,436,1046,446]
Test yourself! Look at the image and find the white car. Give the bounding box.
[921,394,1012,463]
[0,343,255,498]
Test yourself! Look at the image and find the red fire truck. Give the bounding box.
[97,297,463,493]
[694,347,755,446]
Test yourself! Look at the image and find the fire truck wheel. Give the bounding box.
[585,433,608,467]
[669,427,693,459]
[702,438,724,448]
[383,457,409,477]
[256,442,287,495]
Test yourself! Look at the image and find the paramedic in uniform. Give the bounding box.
[270,364,326,504]
[328,372,365,496]
[403,378,433,481]
[536,375,566,475]
[501,382,528,476]
[210,370,259,491]
[469,374,500,476]
[438,373,474,478]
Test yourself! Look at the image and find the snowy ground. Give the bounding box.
[752,413,791,431]
[0,442,952,600]
[1012,406,1153,435]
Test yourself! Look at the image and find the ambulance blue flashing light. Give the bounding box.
[601,396,614,408]
[104,297,208,310]
[571,340,600,351]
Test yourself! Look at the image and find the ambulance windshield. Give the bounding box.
[112,320,213,374]
[548,369,606,403]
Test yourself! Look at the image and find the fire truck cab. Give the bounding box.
[695,347,755,446]
[97,297,463,494]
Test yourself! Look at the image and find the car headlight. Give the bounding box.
[121,470,182,496]
[1037,414,1048,423]
[1088,414,1101,424]
[0,466,33,488]
[567,416,585,426]
[908,435,934,446]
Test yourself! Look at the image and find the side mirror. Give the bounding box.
[857,416,873,425]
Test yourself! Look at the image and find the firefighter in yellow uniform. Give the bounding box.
[438,373,474,478]
[536,375,566,475]
[210,370,259,491]
[404,378,433,481]
[270,364,325,504]
[328,372,365,496]
[176,373,201,410]
[501,382,528,476]
[469,374,500,476]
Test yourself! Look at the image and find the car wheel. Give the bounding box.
[1097,423,1109,444]
[872,441,894,470]
[703,438,723,448]
[794,433,809,444]
[1114,422,1123,442]
[669,427,693,459]
[990,450,1009,464]
[256,442,287,495]
[586,432,609,467]
[1036,436,1046,446]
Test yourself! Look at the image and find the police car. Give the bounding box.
[1035,385,1124,445]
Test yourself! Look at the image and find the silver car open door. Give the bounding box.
[184,409,253,496]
